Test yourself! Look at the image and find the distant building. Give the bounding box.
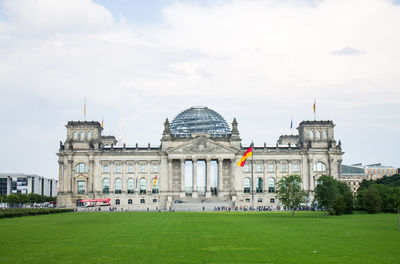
[0,173,58,197]
[341,165,368,193]
[351,163,398,180]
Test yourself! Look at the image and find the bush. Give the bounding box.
[363,188,382,214]
[0,208,73,219]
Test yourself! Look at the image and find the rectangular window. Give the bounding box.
[31,178,34,193]
[103,165,109,173]
[293,164,299,172]
[258,198,262,203]
[115,165,121,173]
[0,178,7,196]
[256,164,262,172]
[77,180,85,194]
[245,198,250,202]
[127,165,134,173]
[244,164,250,172]
[268,164,275,172]
[128,199,132,204]
[153,165,159,173]
[281,164,287,172]
[140,199,145,204]
[270,198,275,203]
[140,165,147,173]
[153,199,157,203]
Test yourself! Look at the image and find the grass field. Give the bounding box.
[0,211,399,264]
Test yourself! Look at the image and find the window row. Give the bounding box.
[74,163,159,174]
[245,197,275,203]
[73,131,92,141]
[243,177,276,193]
[102,164,158,173]
[115,198,158,205]
[309,130,328,140]
[102,178,159,194]
[243,163,300,173]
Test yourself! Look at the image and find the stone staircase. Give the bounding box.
[171,196,234,212]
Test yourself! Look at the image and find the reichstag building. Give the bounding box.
[57,106,343,209]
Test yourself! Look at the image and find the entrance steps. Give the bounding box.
[171,196,234,212]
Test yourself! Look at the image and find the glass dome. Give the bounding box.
[170,106,231,138]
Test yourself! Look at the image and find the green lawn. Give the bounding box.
[0,211,399,264]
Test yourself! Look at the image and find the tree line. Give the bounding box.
[1,193,56,208]
[276,173,400,217]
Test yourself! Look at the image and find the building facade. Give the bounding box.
[341,165,368,193]
[0,173,58,197]
[57,106,343,209]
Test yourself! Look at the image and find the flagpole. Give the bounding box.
[251,141,254,210]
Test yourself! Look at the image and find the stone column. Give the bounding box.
[110,162,114,193]
[89,159,94,193]
[121,160,126,193]
[263,161,267,193]
[58,161,64,193]
[308,158,313,191]
[193,159,197,196]
[180,159,185,198]
[206,158,211,197]
[218,158,223,195]
[68,159,73,193]
[229,158,236,195]
[168,159,173,193]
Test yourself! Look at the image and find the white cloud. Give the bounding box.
[0,0,400,178]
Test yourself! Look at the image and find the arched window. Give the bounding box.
[268,178,275,193]
[115,199,120,205]
[73,131,78,140]
[115,179,122,194]
[80,131,85,140]
[87,131,92,140]
[102,178,109,194]
[75,163,88,173]
[316,131,321,139]
[256,178,263,193]
[323,131,327,139]
[309,130,314,139]
[127,178,134,194]
[243,178,250,193]
[152,177,159,194]
[140,178,146,194]
[314,162,326,172]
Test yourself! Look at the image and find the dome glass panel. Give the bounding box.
[170,106,231,138]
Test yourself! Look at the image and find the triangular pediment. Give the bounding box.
[167,137,237,155]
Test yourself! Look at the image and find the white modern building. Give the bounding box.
[57,106,343,209]
[0,173,58,197]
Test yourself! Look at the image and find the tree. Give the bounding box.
[276,174,306,216]
[314,175,339,215]
[363,187,382,214]
[388,187,400,230]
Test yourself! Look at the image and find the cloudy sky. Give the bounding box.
[1,0,399,179]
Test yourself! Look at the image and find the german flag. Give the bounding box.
[237,145,253,167]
